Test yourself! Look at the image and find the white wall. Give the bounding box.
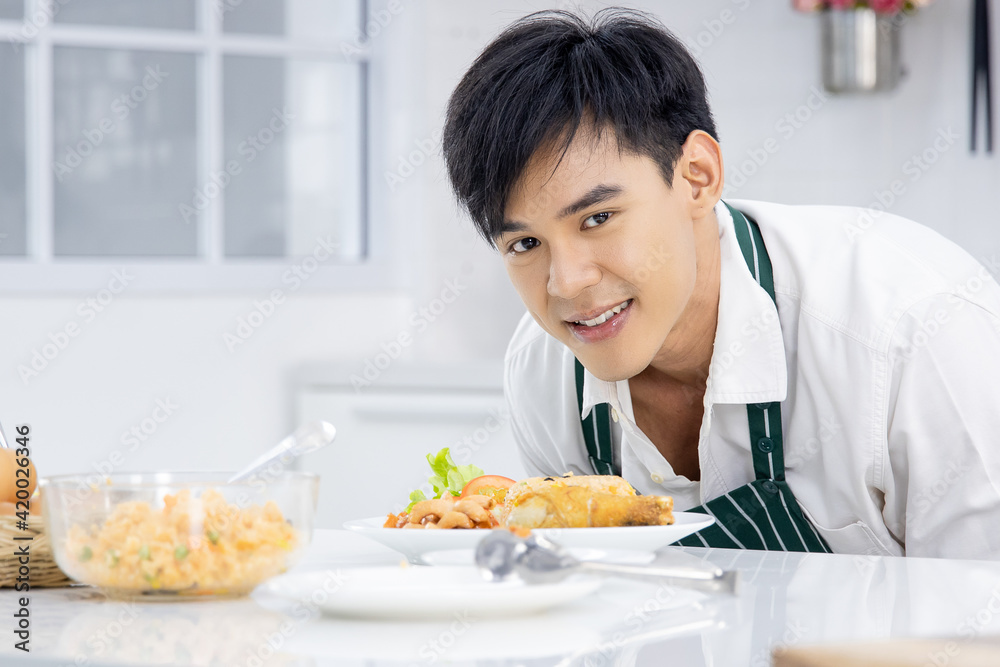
[6,0,998,483]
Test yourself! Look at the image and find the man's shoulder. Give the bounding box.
[505,311,549,359]
[729,199,986,284]
[505,312,574,381]
[728,199,1000,343]
[502,312,589,475]
[504,312,587,424]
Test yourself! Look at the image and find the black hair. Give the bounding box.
[442,8,718,247]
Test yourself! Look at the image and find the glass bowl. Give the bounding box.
[41,471,319,599]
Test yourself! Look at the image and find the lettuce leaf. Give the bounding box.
[405,447,484,511]
[405,489,427,511]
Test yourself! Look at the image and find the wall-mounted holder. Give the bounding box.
[821,8,902,93]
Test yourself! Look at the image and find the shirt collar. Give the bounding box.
[578,200,787,420]
[707,201,788,404]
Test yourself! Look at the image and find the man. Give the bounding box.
[442,9,1000,558]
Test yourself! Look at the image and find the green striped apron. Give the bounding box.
[574,203,832,553]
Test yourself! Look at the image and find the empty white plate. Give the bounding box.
[260,566,602,620]
[421,547,656,567]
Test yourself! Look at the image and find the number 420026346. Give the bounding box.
[1,425,39,521]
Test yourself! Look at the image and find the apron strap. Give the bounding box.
[574,359,619,476]
[727,203,787,483]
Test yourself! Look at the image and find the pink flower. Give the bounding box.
[791,0,930,14]
[869,0,905,13]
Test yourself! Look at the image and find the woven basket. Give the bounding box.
[0,513,74,588]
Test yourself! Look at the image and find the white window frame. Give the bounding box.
[0,0,406,293]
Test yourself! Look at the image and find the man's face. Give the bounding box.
[499,129,702,382]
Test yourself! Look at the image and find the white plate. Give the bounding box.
[260,566,602,620]
[343,511,715,562]
[422,547,656,567]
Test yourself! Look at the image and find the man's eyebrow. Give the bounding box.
[556,184,624,219]
[495,183,624,240]
[494,220,528,239]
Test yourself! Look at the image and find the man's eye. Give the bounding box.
[583,212,612,228]
[509,237,540,254]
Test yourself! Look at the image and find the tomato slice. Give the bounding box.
[460,475,516,503]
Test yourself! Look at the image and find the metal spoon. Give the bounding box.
[475,530,740,595]
[227,421,336,483]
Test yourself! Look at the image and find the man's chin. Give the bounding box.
[577,356,647,384]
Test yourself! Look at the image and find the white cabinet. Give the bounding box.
[293,362,525,529]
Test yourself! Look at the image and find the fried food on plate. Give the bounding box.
[504,484,674,529]
[503,473,637,505]
[385,494,496,528]
[386,469,674,530]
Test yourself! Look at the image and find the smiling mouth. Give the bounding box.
[571,299,633,327]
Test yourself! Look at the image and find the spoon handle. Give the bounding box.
[228,421,336,484]
[579,561,740,594]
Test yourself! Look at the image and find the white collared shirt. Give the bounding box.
[504,199,1000,559]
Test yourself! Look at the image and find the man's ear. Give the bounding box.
[676,130,724,221]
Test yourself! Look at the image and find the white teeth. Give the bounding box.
[575,300,631,327]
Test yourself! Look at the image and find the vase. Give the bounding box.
[821,8,902,93]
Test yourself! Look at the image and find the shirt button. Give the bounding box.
[757,437,774,453]
[610,408,619,423]
[650,472,664,484]
[762,480,779,494]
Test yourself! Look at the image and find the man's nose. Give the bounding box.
[547,242,601,299]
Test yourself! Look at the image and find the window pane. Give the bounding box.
[0,0,22,20]
[223,56,363,259]
[53,48,198,256]
[222,0,360,42]
[0,47,26,256]
[55,0,196,30]
[221,0,283,36]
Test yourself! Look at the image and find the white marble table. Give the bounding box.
[2,529,999,666]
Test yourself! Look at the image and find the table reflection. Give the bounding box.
[3,533,999,667]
